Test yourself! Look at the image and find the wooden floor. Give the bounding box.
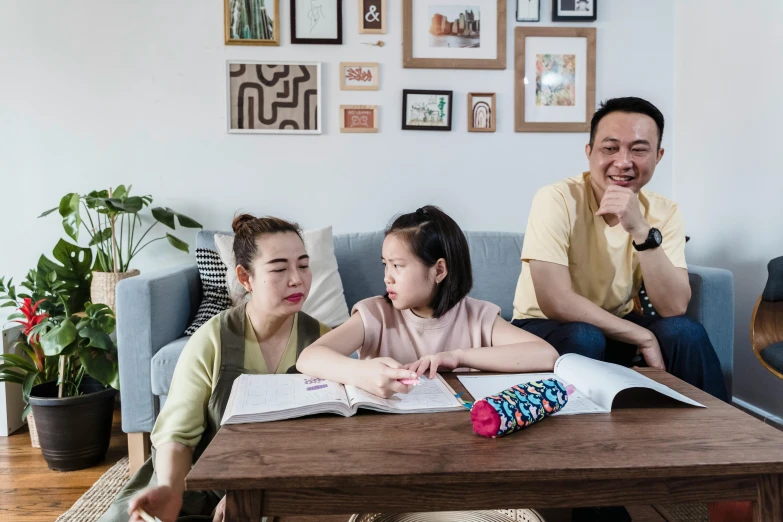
[0,408,127,522]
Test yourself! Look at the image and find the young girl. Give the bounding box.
[297,206,558,398]
[99,214,330,522]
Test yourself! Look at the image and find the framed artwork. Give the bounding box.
[516,0,540,22]
[224,0,280,45]
[514,27,596,132]
[468,92,496,132]
[402,0,507,70]
[552,0,597,22]
[291,0,343,44]
[359,0,386,34]
[340,62,379,91]
[402,90,453,131]
[227,61,321,134]
[340,105,379,133]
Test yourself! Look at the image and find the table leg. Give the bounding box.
[753,474,782,522]
[226,489,263,522]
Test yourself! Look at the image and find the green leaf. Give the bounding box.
[22,404,31,423]
[88,228,113,246]
[105,196,143,213]
[152,207,176,229]
[78,347,119,390]
[0,371,25,385]
[175,212,202,229]
[59,193,82,242]
[1,302,17,308]
[112,185,128,199]
[6,312,25,321]
[40,320,77,356]
[78,326,114,350]
[166,233,189,253]
[22,371,37,401]
[0,354,38,372]
[38,207,59,218]
[37,239,93,314]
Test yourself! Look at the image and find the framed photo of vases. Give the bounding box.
[514,27,596,132]
[291,0,343,44]
[552,0,597,22]
[402,0,507,70]
[402,89,453,131]
[516,0,540,23]
[225,0,280,45]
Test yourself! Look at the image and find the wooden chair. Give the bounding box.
[750,256,783,380]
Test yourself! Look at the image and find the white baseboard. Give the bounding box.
[733,397,783,428]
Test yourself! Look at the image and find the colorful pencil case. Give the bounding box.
[470,379,569,438]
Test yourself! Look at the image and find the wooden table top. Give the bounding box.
[187,369,783,492]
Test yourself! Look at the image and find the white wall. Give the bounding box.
[0,0,675,309]
[675,1,783,418]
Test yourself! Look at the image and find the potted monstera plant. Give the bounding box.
[0,241,120,471]
[40,185,202,312]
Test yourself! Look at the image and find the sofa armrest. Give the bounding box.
[116,264,200,433]
[686,264,734,396]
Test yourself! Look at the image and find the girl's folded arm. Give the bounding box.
[296,313,367,383]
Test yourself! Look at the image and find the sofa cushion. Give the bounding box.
[183,248,232,336]
[465,232,523,321]
[151,336,189,396]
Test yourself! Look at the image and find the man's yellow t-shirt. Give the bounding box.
[513,172,687,321]
[151,312,330,449]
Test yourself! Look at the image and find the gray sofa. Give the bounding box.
[116,230,735,471]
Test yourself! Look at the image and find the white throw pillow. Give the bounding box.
[213,227,350,327]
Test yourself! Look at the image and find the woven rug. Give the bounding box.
[55,457,129,522]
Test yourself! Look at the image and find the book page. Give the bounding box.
[554,353,705,410]
[345,374,464,412]
[226,374,350,419]
[456,373,608,415]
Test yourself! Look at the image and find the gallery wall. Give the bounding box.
[0,0,675,313]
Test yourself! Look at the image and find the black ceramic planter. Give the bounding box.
[28,378,116,471]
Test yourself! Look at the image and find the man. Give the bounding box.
[512,97,727,402]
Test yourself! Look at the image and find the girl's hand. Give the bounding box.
[405,351,462,379]
[355,357,417,398]
[129,485,182,522]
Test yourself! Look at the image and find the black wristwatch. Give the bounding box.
[633,227,663,251]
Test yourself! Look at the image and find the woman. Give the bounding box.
[99,214,330,522]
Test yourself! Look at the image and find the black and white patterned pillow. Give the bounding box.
[184,248,232,335]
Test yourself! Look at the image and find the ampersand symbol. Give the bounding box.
[365,5,380,23]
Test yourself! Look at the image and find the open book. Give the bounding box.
[221,373,465,425]
[457,353,705,415]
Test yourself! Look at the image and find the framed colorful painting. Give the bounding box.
[468,92,496,132]
[340,62,379,91]
[359,0,386,34]
[340,105,379,133]
[402,89,453,131]
[402,0,506,70]
[291,0,343,44]
[225,0,280,45]
[227,61,321,134]
[514,27,596,132]
[552,0,597,22]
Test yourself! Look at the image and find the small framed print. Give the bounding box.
[402,89,453,131]
[516,0,540,22]
[340,105,378,133]
[359,0,386,34]
[227,61,321,134]
[291,0,343,44]
[340,62,379,91]
[468,93,496,132]
[514,27,596,132]
[552,0,597,22]
[225,0,280,45]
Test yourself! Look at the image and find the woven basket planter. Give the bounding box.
[27,411,40,448]
[90,270,140,312]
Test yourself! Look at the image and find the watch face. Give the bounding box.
[652,228,663,244]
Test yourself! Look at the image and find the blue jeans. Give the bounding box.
[511,313,728,402]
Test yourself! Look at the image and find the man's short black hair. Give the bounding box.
[384,205,472,318]
[589,97,665,150]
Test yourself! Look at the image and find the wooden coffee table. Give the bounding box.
[186,370,783,521]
